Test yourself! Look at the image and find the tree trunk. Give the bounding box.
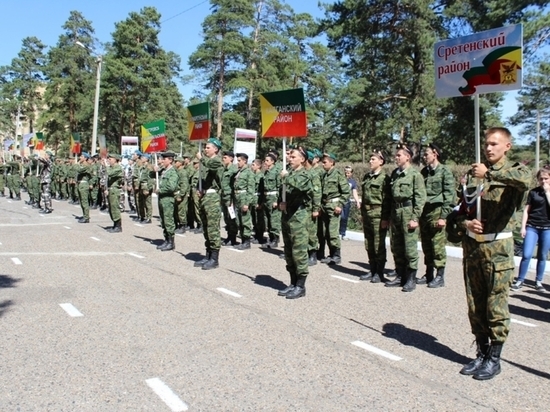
[217,51,225,139]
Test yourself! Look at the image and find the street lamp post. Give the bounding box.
[76,41,102,156]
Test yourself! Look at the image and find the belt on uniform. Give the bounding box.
[394,200,412,209]
[205,188,218,194]
[255,192,260,196]
[323,197,340,204]
[235,190,247,194]
[364,204,381,211]
[78,180,88,183]
[467,230,513,242]
[265,191,278,195]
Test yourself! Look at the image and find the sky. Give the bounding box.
[0,0,526,143]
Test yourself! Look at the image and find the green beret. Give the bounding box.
[175,156,184,162]
[314,149,323,158]
[307,150,315,161]
[323,152,337,162]
[108,153,121,160]
[207,138,222,149]
[182,153,192,158]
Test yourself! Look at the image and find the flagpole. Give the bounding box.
[474,94,482,221]
[282,137,287,202]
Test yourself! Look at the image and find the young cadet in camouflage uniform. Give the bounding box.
[304,151,322,266]
[190,158,203,232]
[232,153,256,250]
[105,154,124,233]
[131,151,142,220]
[59,159,69,200]
[277,147,314,299]
[385,143,427,292]
[76,152,94,223]
[0,158,6,196]
[319,153,350,265]
[7,155,22,200]
[155,152,179,251]
[221,151,239,246]
[457,127,530,381]
[260,153,282,249]
[139,153,154,223]
[174,156,190,234]
[25,156,41,207]
[418,143,456,288]
[90,155,100,209]
[68,158,79,204]
[250,159,266,244]
[360,150,391,283]
[38,151,54,214]
[194,138,224,270]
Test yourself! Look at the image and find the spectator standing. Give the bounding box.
[339,166,361,240]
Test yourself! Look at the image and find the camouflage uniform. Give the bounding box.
[262,164,282,245]
[199,155,224,252]
[387,165,426,288]
[251,168,266,243]
[281,166,313,296]
[158,165,179,241]
[39,157,53,211]
[26,160,41,206]
[221,163,238,242]
[190,164,202,230]
[138,162,154,221]
[175,164,190,231]
[0,162,5,195]
[319,167,350,262]
[132,160,142,219]
[459,157,530,344]
[306,166,322,263]
[69,161,79,203]
[361,170,391,279]
[7,160,22,199]
[419,163,456,285]
[76,162,93,220]
[107,162,124,228]
[233,164,256,245]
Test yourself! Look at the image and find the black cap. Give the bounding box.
[160,151,176,158]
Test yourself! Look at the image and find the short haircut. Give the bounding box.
[485,126,512,141]
[253,159,262,166]
[537,166,550,179]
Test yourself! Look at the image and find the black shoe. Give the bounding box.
[360,272,373,281]
[386,269,397,277]
[416,276,427,285]
[234,240,251,250]
[320,257,332,264]
[157,240,168,249]
[175,226,186,234]
[39,209,53,214]
[278,285,295,296]
[193,227,203,234]
[428,271,445,288]
[91,205,98,210]
[160,236,175,251]
[107,225,122,233]
[385,276,402,287]
[473,344,503,380]
[402,270,417,292]
[194,251,211,267]
[371,274,387,283]
[286,286,305,299]
[308,251,317,266]
[221,236,237,246]
[202,250,219,270]
[78,217,90,223]
[460,337,490,375]
[32,204,41,209]
[143,218,152,224]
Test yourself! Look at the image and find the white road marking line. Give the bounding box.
[64,226,71,230]
[146,378,188,412]
[351,341,402,361]
[127,252,145,259]
[175,234,186,238]
[0,251,142,257]
[7,200,12,203]
[90,237,100,241]
[59,303,84,317]
[511,318,537,327]
[134,223,144,227]
[11,257,22,265]
[224,247,244,253]
[0,222,66,227]
[332,275,360,284]
[74,205,80,208]
[217,287,242,298]
[23,206,28,209]
[0,242,2,245]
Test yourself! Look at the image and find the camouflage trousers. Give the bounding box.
[362,208,388,270]
[307,211,318,252]
[0,174,4,192]
[7,175,21,196]
[78,181,91,219]
[191,191,201,228]
[390,206,419,270]
[222,203,238,237]
[139,188,152,220]
[251,205,266,241]
[320,205,342,254]
[282,207,309,278]
[159,195,176,238]
[41,182,52,210]
[463,237,514,343]
[200,192,221,250]
[263,195,281,240]
[420,206,447,268]
[235,197,252,239]
[174,194,188,228]
[28,176,40,202]
[108,187,121,224]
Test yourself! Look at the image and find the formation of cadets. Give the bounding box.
[0,139,457,301]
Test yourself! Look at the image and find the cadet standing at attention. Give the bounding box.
[174,156,190,234]
[76,152,94,223]
[139,153,154,224]
[277,147,313,299]
[232,153,256,250]
[457,127,530,380]
[250,158,266,244]
[39,151,54,214]
[304,150,322,266]
[260,152,281,249]
[418,143,456,288]
[155,152,179,251]
[105,153,124,233]
[319,153,350,265]
[194,138,224,270]
[385,143,426,291]
[360,150,391,283]
[221,151,238,246]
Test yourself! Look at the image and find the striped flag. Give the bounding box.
[70,133,81,154]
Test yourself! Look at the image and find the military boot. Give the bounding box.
[428,267,445,288]
[417,266,434,285]
[202,249,219,270]
[156,237,169,249]
[160,236,175,252]
[372,267,387,284]
[402,269,417,292]
[15,194,21,201]
[385,267,404,287]
[473,343,503,380]
[308,250,318,266]
[286,276,306,299]
[108,220,122,233]
[459,336,490,376]
[221,235,237,246]
[360,263,376,281]
[278,273,297,296]
[235,237,251,250]
[194,250,211,267]
[328,248,341,265]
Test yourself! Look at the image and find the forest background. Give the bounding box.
[0,0,549,167]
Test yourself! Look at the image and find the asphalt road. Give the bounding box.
[1,195,549,411]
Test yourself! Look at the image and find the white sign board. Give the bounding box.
[233,128,257,164]
[121,136,139,158]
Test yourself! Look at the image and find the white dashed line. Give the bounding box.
[127,253,145,259]
[146,378,188,412]
[332,275,360,284]
[351,341,402,361]
[64,226,71,230]
[11,257,22,265]
[7,200,12,203]
[74,205,80,208]
[224,247,244,253]
[134,223,144,227]
[23,206,28,209]
[90,237,100,241]
[511,318,537,327]
[175,234,186,238]
[217,288,242,298]
[59,303,84,317]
